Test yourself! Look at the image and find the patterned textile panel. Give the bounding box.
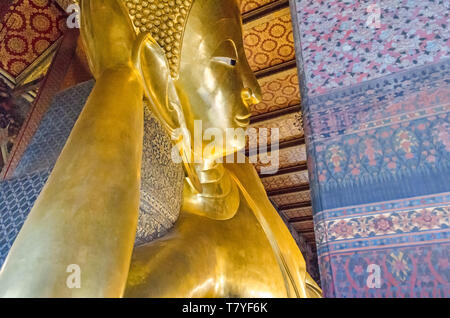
[0,80,184,267]
[295,0,449,96]
[315,194,449,297]
[0,169,50,266]
[291,0,450,297]
[306,60,450,210]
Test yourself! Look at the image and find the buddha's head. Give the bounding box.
[126,0,261,162]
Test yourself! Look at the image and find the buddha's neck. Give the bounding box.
[183,160,240,220]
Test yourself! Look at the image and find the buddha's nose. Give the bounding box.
[241,87,261,108]
[240,58,262,108]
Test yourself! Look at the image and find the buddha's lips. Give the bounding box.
[235,113,251,127]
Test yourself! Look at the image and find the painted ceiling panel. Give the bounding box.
[241,0,277,13]
[283,206,313,219]
[251,144,307,173]
[292,220,314,232]
[251,67,301,115]
[0,0,66,78]
[243,11,295,72]
[261,170,309,191]
[271,189,311,206]
[248,111,303,148]
[302,233,316,242]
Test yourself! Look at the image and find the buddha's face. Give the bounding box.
[174,0,262,160]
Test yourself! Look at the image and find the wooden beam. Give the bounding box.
[1,30,79,180]
[259,163,308,178]
[289,216,313,223]
[278,137,305,150]
[297,229,315,235]
[250,104,301,124]
[11,77,44,97]
[267,184,310,197]
[242,0,290,24]
[279,201,312,210]
[254,59,297,79]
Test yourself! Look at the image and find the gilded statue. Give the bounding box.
[0,0,321,298]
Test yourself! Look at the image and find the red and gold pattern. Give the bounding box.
[243,11,295,72]
[251,67,301,115]
[0,0,66,78]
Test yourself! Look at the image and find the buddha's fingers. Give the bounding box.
[80,0,137,78]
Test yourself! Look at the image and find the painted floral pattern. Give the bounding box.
[319,244,449,298]
[316,205,449,244]
[295,0,450,95]
[291,0,450,297]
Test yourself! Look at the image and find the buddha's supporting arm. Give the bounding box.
[0,0,144,297]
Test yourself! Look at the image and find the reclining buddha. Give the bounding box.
[0,0,321,298]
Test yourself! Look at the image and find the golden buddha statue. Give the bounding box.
[0,0,321,298]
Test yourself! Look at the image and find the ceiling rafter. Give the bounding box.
[259,163,308,179]
[246,136,305,157]
[288,216,313,223]
[242,0,290,24]
[267,184,310,197]
[250,104,301,124]
[278,201,312,211]
[254,60,297,79]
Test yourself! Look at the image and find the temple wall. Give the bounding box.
[290,0,449,297]
[0,81,91,266]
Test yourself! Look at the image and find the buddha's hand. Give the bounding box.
[80,0,137,79]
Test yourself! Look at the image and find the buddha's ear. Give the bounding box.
[132,34,203,193]
[132,33,180,133]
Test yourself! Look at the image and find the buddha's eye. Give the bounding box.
[212,39,238,67]
[212,56,237,66]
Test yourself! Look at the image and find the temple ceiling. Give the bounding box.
[0,0,317,261]
[0,0,66,86]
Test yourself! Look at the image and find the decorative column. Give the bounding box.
[290,0,449,297]
[1,29,79,180]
